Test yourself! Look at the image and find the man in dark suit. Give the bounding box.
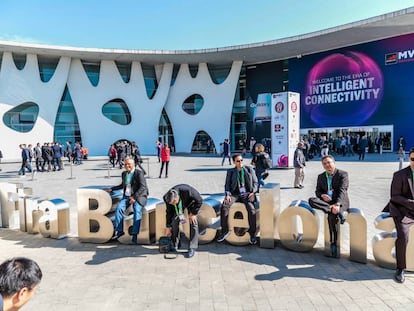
[105,157,148,244]
[217,153,259,244]
[385,147,414,283]
[309,155,349,257]
[163,184,203,258]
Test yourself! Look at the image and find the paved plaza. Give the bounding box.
[0,152,413,310]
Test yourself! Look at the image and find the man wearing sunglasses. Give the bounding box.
[384,147,414,283]
[217,154,258,244]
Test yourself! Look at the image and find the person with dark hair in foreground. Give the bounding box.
[0,257,42,311]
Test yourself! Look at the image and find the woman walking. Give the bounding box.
[159,143,171,178]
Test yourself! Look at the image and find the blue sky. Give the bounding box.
[0,0,413,50]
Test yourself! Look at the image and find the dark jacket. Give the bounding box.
[252,152,270,177]
[384,166,414,218]
[225,165,258,195]
[164,184,203,227]
[315,168,350,211]
[112,168,148,207]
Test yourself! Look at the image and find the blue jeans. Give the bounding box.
[18,160,32,175]
[114,196,143,235]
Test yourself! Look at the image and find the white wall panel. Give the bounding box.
[0,52,70,159]
[0,50,241,159]
[165,61,242,153]
[67,60,173,155]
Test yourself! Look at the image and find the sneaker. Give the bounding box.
[111,231,125,240]
[217,231,230,242]
[249,236,257,245]
[131,234,138,244]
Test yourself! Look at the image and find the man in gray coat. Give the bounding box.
[293,141,306,189]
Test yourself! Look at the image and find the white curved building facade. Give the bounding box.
[1,7,414,160]
[0,49,243,159]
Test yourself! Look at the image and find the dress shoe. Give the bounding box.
[217,230,230,242]
[186,249,195,258]
[111,231,125,240]
[394,269,405,283]
[249,236,257,245]
[330,243,338,258]
[338,212,346,224]
[131,234,138,244]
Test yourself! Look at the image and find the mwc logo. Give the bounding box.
[385,49,414,65]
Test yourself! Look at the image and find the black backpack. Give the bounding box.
[262,153,272,169]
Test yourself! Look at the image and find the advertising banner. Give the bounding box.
[288,32,414,149]
[271,92,300,167]
[246,62,284,147]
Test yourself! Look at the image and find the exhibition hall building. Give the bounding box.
[1,7,414,160]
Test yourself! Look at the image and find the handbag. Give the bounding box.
[159,236,172,253]
[158,236,177,259]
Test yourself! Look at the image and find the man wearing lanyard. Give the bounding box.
[383,147,414,283]
[217,153,259,244]
[308,155,349,257]
[163,184,202,258]
[105,157,148,244]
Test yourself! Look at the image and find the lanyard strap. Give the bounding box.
[238,168,245,186]
[125,171,134,184]
[325,171,332,190]
[174,200,183,216]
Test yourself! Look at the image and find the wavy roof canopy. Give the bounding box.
[1,7,414,65]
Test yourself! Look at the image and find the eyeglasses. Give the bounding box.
[322,161,334,165]
[235,159,243,163]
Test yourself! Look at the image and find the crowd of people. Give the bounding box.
[16,141,87,175]
[107,140,146,174]
[298,133,396,161]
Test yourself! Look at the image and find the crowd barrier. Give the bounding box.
[1,181,413,270]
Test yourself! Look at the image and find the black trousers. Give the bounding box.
[220,195,257,237]
[309,197,340,244]
[171,216,198,250]
[393,216,414,269]
[159,161,169,177]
